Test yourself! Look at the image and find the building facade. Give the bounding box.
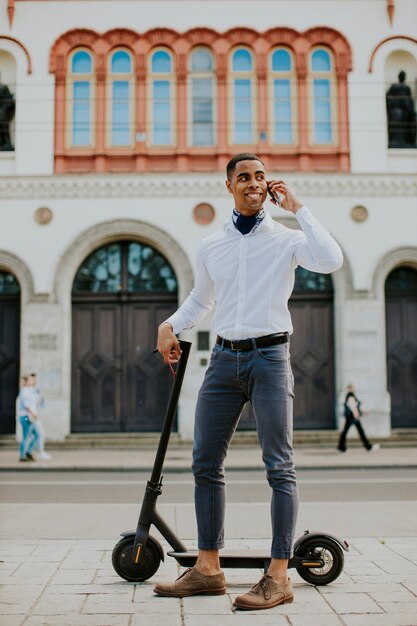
[0,0,416,441]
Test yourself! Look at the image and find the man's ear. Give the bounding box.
[225,179,232,194]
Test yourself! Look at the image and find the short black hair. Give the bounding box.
[226,153,264,180]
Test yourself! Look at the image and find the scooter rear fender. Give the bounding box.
[294,530,349,553]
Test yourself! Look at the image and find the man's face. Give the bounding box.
[226,160,268,216]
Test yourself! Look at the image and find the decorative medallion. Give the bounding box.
[193,202,215,225]
[34,207,53,225]
[350,205,369,223]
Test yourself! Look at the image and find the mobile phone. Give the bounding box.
[267,186,281,208]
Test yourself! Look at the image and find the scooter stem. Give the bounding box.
[132,340,192,563]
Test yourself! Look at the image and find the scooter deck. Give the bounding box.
[167,550,322,570]
[168,550,270,569]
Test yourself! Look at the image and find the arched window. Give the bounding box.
[73,242,178,293]
[109,49,133,146]
[310,48,336,145]
[149,49,174,146]
[189,47,215,147]
[69,49,94,147]
[270,48,296,145]
[231,48,254,144]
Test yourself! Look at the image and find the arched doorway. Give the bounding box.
[0,270,20,434]
[385,266,417,428]
[71,241,178,432]
[289,268,335,429]
[238,267,335,430]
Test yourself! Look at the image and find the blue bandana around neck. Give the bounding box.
[232,208,265,235]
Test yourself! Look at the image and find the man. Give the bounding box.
[154,153,343,610]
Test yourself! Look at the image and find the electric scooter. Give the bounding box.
[112,340,348,586]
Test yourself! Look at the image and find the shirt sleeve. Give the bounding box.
[164,242,215,335]
[347,395,359,418]
[293,206,343,273]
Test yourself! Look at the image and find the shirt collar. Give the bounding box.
[225,210,275,235]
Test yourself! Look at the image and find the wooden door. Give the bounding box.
[71,242,178,432]
[385,267,417,428]
[71,303,123,432]
[0,272,20,434]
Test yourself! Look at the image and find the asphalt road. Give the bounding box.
[1,467,416,503]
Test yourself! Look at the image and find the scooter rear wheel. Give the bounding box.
[295,537,344,586]
[112,535,162,582]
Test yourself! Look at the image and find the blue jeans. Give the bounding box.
[19,416,40,459]
[192,340,299,559]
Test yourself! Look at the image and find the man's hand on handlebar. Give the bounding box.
[157,322,182,365]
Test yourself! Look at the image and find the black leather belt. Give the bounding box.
[216,333,288,351]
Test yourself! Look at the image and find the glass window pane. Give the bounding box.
[293,267,333,293]
[313,79,332,143]
[385,267,417,292]
[152,50,172,73]
[234,79,252,143]
[272,49,291,72]
[0,271,20,295]
[73,244,122,293]
[232,49,252,72]
[192,78,213,146]
[72,51,92,74]
[111,81,130,146]
[191,48,213,71]
[111,50,131,74]
[72,81,90,146]
[152,80,171,144]
[274,79,292,144]
[312,49,331,71]
[127,243,178,292]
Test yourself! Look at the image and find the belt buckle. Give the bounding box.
[230,340,238,351]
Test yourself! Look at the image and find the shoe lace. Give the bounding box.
[176,568,193,582]
[252,575,272,600]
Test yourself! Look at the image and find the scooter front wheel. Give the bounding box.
[112,535,162,582]
[295,537,344,586]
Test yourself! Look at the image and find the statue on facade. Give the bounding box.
[386,70,416,148]
[0,73,15,151]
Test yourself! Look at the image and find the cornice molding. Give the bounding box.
[0,174,416,200]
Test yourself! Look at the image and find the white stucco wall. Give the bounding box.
[1,0,417,440]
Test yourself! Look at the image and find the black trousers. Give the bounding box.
[338,416,372,451]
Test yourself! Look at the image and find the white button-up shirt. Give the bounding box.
[167,207,343,340]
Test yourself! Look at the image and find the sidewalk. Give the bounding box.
[1,444,416,471]
[1,536,417,625]
[1,445,417,625]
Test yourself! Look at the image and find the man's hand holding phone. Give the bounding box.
[267,180,303,215]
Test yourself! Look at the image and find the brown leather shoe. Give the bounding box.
[234,575,294,610]
[153,567,226,598]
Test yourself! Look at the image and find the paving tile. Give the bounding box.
[50,569,96,584]
[0,584,45,603]
[133,597,181,613]
[82,596,136,614]
[289,615,343,626]
[0,616,25,626]
[368,588,416,602]
[373,559,417,575]
[45,583,132,595]
[131,614,182,626]
[24,615,130,626]
[323,592,384,614]
[31,594,85,615]
[0,602,32,614]
[181,594,231,614]
[378,601,417,613]
[342,615,417,626]
[185,615,288,625]
[402,580,417,595]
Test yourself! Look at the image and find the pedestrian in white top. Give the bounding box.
[154,153,343,610]
[18,373,40,462]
